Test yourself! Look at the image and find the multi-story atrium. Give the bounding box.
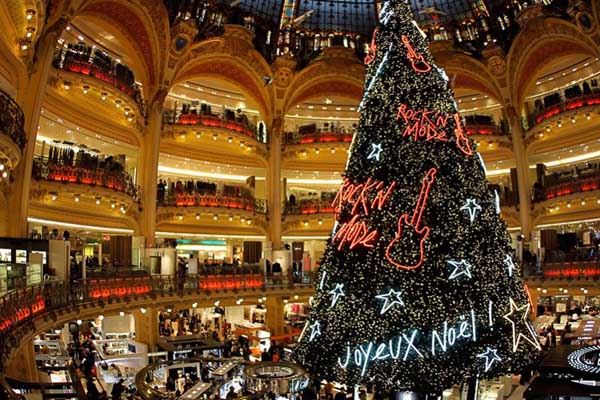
[1,0,600,399]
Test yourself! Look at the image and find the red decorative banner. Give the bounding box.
[0,295,46,332]
[386,168,437,270]
[90,284,151,299]
[396,104,473,156]
[401,35,432,73]
[199,275,265,290]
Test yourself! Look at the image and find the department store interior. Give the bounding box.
[1,0,600,399]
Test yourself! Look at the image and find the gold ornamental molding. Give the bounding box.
[507,17,600,107]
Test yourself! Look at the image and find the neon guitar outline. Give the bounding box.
[401,35,432,73]
[386,167,437,270]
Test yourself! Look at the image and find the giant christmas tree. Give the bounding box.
[294,0,540,396]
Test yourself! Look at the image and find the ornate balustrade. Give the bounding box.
[0,91,26,152]
[533,173,600,202]
[285,200,335,215]
[528,93,600,129]
[0,273,314,375]
[32,156,141,202]
[284,131,354,145]
[52,47,146,113]
[159,192,267,214]
[164,111,264,143]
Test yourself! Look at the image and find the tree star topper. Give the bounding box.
[503,298,541,352]
[448,259,473,279]
[477,347,502,372]
[329,283,346,308]
[375,289,405,314]
[460,199,482,223]
[367,143,383,161]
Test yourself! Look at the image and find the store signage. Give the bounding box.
[0,295,45,331]
[89,284,151,299]
[568,346,600,374]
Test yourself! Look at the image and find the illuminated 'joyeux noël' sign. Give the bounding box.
[568,345,600,374]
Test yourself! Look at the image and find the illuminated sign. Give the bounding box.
[568,346,600,374]
[90,284,151,299]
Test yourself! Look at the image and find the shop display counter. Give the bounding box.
[244,361,308,395]
[182,381,212,400]
[212,362,239,381]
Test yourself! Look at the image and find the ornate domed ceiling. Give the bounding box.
[165,0,507,36]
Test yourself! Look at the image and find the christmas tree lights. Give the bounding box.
[294,0,540,395]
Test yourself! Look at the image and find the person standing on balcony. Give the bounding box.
[157,179,166,204]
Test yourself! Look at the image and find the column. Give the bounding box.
[133,308,159,352]
[5,339,38,381]
[506,106,532,240]
[137,100,163,246]
[7,22,65,237]
[265,296,285,336]
[267,118,283,250]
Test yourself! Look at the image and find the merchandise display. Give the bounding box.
[294,0,540,395]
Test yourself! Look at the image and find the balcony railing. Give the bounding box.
[0,273,315,375]
[159,192,267,214]
[52,46,146,114]
[285,200,335,215]
[533,173,600,202]
[284,130,354,145]
[32,156,141,202]
[527,93,600,129]
[463,115,508,136]
[163,110,265,143]
[0,90,26,151]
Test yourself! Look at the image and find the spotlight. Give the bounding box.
[213,214,218,220]
[26,9,35,20]
[177,213,183,220]
[140,308,146,313]
[82,85,89,94]
[74,194,80,202]
[50,192,57,201]
[119,311,125,317]
[196,213,201,220]
[101,92,107,100]
[95,197,101,205]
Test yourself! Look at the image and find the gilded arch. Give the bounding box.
[507,17,600,107]
[76,0,170,92]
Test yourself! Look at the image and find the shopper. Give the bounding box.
[226,387,238,399]
[111,379,125,399]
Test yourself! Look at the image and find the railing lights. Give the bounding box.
[545,126,551,133]
[50,192,57,201]
[228,137,233,143]
[228,215,233,222]
[195,213,201,220]
[74,194,80,202]
[111,201,116,209]
[587,113,592,120]
[63,81,71,90]
[25,9,35,20]
[26,27,35,39]
[318,219,323,225]
[213,214,218,220]
[196,132,201,139]
[571,116,576,124]
[247,219,252,225]
[330,148,335,154]
[101,92,107,101]
[213,133,218,141]
[82,85,89,94]
[240,141,245,148]
[240,217,245,223]
[124,108,130,116]
[95,197,101,205]
[120,205,127,214]
[315,148,320,154]
[557,120,562,128]
[115,100,121,108]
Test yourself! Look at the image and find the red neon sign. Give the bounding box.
[386,168,437,270]
[401,35,432,73]
[364,29,378,65]
[0,295,45,331]
[396,104,473,156]
[333,214,379,250]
